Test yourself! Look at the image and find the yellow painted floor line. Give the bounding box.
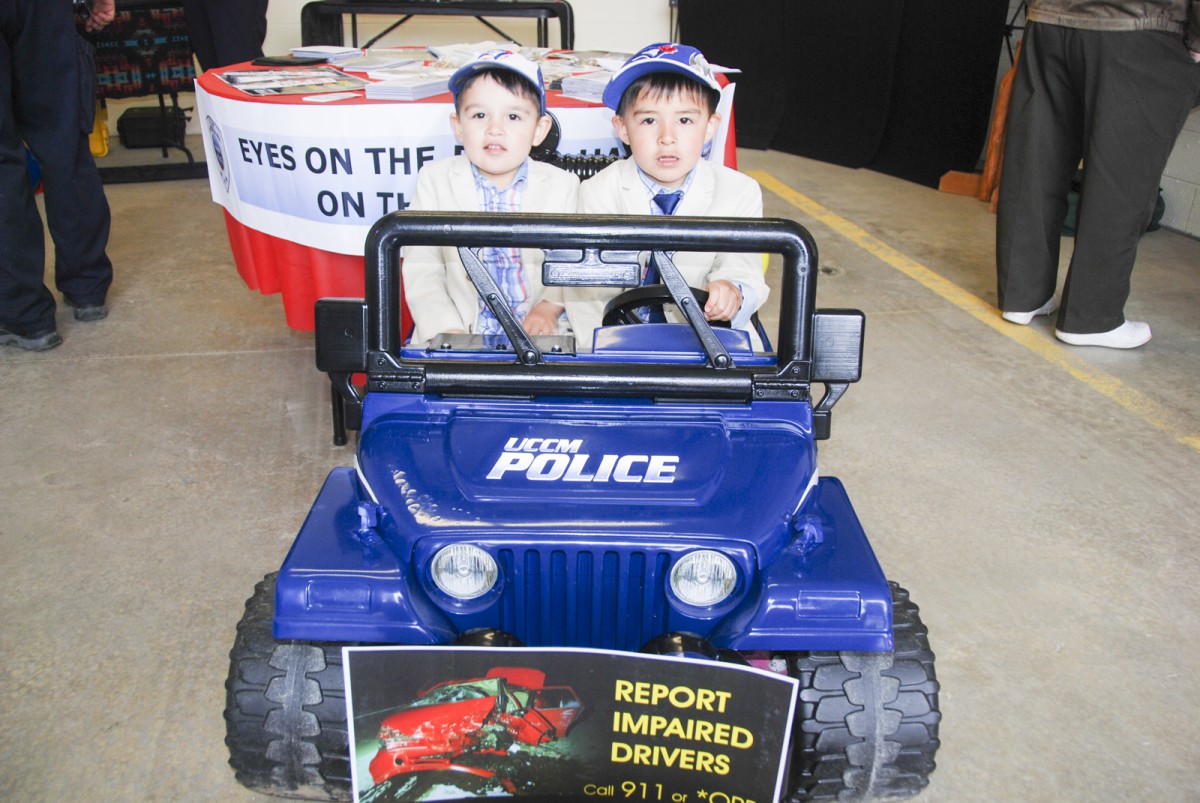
[750,169,1200,453]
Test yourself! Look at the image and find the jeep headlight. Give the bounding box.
[431,544,498,600]
[670,550,737,607]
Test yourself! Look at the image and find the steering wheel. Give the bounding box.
[601,285,731,327]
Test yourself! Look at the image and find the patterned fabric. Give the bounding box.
[472,162,529,335]
[90,1,195,99]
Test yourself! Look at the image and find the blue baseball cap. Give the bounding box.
[601,43,722,111]
[449,49,547,114]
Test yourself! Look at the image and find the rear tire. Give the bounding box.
[225,573,353,801]
[786,583,940,801]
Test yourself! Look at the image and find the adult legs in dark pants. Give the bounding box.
[181,0,269,72]
[996,23,1200,347]
[1,0,113,350]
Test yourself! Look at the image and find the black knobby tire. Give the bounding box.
[786,583,941,802]
[225,573,353,801]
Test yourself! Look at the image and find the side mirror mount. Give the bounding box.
[811,309,864,439]
[316,298,368,446]
[315,298,368,374]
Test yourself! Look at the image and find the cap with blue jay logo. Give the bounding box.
[449,50,547,114]
[601,43,722,111]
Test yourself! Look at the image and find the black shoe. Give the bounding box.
[64,297,108,321]
[0,325,63,351]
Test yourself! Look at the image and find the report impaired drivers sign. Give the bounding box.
[344,647,798,802]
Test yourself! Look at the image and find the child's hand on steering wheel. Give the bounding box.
[703,280,742,321]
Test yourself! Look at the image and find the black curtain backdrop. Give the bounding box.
[681,0,1010,187]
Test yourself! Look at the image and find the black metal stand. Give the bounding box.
[301,0,574,50]
[1002,1,1027,64]
[100,89,204,184]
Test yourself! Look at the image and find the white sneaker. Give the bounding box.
[1055,320,1151,349]
[1001,296,1058,325]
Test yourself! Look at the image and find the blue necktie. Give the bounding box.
[653,190,682,215]
[643,191,683,286]
[641,192,682,322]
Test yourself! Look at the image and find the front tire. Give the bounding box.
[225,573,353,801]
[787,583,941,801]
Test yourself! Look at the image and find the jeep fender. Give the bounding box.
[274,467,454,643]
[708,478,893,653]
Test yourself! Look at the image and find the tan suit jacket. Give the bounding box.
[561,158,769,348]
[402,156,580,343]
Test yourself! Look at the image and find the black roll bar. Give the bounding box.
[362,212,819,368]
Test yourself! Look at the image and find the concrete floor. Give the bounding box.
[2,146,1198,802]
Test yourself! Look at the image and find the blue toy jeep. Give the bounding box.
[224,213,941,801]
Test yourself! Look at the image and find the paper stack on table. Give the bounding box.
[218,67,368,96]
[560,70,612,103]
[338,49,422,73]
[547,50,631,70]
[426,41,518,67]
[290,45,362,62]
[364,69,454,101]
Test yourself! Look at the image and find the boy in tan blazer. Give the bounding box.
[402,50,579,344]
[561,43,769,348]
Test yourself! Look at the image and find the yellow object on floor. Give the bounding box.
[89,100,109,158]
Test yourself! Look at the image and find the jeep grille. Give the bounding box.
[496,547,672,652]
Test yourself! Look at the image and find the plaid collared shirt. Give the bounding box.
[471,161,530,335]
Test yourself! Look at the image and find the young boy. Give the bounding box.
[402,50,579,343]
[561,42,770,345]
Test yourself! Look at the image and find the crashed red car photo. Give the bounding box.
[367,667,583,787]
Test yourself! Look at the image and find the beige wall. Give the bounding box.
[1161,109,1200,237]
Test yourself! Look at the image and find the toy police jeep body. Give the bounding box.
[225,213,940,801]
